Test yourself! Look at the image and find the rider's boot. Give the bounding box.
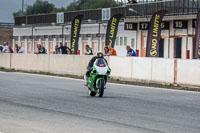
[84,75,88,86]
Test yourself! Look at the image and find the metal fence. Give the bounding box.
[0,23,14,28]
[14,0,200,26]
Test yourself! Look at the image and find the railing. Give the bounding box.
[14,0,200,26]
[0,23,14,28]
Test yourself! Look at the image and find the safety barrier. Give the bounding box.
[0,54,199,86]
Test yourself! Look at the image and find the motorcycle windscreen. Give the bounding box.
[95,58,107,67]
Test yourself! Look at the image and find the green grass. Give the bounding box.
[39,71,52,75]
[0,66,5,69]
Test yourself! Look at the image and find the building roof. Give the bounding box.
[15,0,200,26]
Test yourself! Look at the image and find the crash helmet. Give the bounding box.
[96,52,104,58]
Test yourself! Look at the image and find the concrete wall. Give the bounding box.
[0,54,10,68]
[177,59,200,86]
[0,54,199,86]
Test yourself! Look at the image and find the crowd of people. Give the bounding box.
[0,42,14,53]
[54,42,71,54]
[0,41,137,57]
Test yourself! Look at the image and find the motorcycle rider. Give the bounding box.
[85,52,108,86]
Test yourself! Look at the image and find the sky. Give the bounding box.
[0,0,74,23]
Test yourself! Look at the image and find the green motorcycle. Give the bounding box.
[85,58,111,97]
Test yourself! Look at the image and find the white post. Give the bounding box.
[79,37,82,55]
[46,38,49,54]
[25,38,27,53]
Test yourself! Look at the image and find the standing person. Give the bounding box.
[9,45,13,53]
[34,44,46,54]
[15,44,19,53]
[126,45,137,56]
[2,42,9,53]
[55,44,60,54]
[85,45,93,55]
[0,44,3,53]
[66,47,71,54]
[104,46,109,56]
[108,45,117,56]
[18,45,25,53]
[59,43,67,54]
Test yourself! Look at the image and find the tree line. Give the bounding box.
[13,0,122,17]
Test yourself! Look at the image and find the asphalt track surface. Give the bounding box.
[0,71,199,133]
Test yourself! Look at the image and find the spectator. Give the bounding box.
[66,47,71,54]
[0,45,3,53]
[15,44,19,53]
[18,45,25,53]
[104,46,109,56]
[59,43,67,54]
[55,44,60,54]
[9,45,13,53]
[2,42,9,53]
[35,44,46,54]
[126,45,137,57]
[108,45,117,56]
[85,45,93,55]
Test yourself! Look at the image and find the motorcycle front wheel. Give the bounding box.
[98,79,104,97]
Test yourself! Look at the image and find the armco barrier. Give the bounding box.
[0,53,199,86]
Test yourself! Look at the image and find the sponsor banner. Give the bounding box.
[173,20,188,29]
[194,11,200,59]
[124,22,137,30]
[146,10,166,57]
[105,14,122,48]
[70,15,83,54]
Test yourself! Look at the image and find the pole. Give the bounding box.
[31,25,34,53]
[98,22,101,51]
[168,27,170,58]
[22,0,24,15]
[62,25,64,45]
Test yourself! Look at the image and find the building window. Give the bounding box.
[92,34,98,41]
[82,34,88,40]
[101,34,106,41]
[65,35,70,41]
[124,37,127,46]
[116,37,119,46]
[120,37,123,46]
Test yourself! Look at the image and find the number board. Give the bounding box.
[139,22,169,30]
[173,20,188,29]
[139,22,149,30]
[192,19,196,28]
[161,22,170,30]
[124,22,137,30]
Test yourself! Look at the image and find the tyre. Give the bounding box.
[99,79,104,97]
[89,89,96,96]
